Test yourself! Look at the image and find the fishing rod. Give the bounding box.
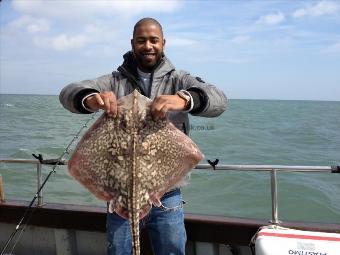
[1,112,98,255]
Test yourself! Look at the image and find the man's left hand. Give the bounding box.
[150,95,187,121]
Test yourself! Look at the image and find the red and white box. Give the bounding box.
[255,226,340,255]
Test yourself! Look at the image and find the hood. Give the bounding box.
[118,51,175,80]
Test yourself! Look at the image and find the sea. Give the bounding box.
[0,94,340,224]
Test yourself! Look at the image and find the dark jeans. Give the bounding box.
[107,188,186,255]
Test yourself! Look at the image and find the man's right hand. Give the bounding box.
[84,91,117,117]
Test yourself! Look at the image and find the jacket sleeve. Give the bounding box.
[59,74,113,113]
[179,72,228,117]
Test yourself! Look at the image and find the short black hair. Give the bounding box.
[133,17,163,38]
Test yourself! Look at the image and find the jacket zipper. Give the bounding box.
[118,66,144,95]
[148,72,154,98]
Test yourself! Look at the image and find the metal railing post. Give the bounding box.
[270,169,280,224]
[0,174,5,202]
[36,162,43,206]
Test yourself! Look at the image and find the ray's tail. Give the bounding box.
[130,89,141,255]
[130,212,140,255]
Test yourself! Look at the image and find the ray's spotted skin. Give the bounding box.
[68,90,203,255]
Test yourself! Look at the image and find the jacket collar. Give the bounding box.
[118,51,175,80]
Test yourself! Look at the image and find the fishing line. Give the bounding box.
[1,112,98,255]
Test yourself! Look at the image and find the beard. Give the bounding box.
[134,51,163,72]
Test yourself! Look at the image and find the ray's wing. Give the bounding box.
[68,92,138,203]
[139,119,203,205]
[68,113,122,201]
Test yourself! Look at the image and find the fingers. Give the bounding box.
[85,92,117,117]
[151,95,182,121]
[101,92,117,117]
[94,94,104,106]
[151,102,168,121]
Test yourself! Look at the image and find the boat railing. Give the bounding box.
[0,158,339,224]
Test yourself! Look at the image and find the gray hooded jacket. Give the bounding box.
[59,51,228,134]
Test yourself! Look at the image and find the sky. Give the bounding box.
[0,0,339,100]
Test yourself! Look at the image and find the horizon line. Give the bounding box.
[0,93,339,102]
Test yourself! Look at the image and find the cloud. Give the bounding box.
[292,1,340,18]
[6,0,182,52]
[257,12,285,25]
[33,34,89,51]
[272,37,294,47]
[323,40,340,53]
[8,15,50,34]
[12,0,181,19]
[216,58,252,64]
[166,36,198,47]
[230,35,251,44]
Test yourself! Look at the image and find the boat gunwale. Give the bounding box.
[1,199,339,246]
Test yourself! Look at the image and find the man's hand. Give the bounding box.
[84,91,117,117]
[150,95,187,121]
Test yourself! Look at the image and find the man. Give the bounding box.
[60,18,227,255]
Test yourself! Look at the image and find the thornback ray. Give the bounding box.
[68,90,204,255]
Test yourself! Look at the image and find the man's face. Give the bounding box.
[131,23,165,72]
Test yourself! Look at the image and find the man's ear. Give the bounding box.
[163,38,166,48]
[131,39,134,52]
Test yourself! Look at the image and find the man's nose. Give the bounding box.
[144,41,152,50]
